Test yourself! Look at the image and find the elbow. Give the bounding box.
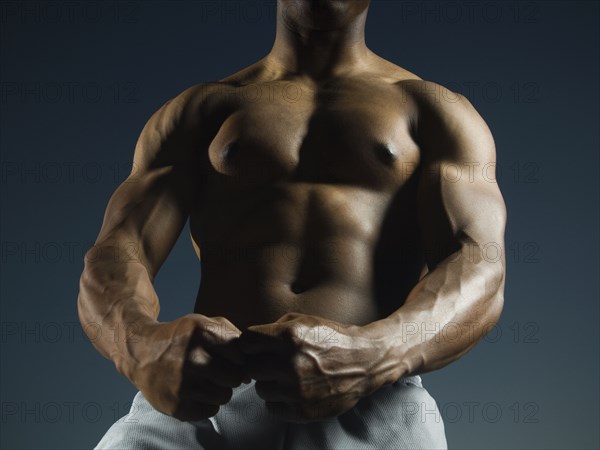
[77,270,91,329]
[77,250,97,330]
[77,260,108,344]
[483,266,505,328]
[485,291,504,330]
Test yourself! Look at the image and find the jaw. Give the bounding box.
[279,0,371,31]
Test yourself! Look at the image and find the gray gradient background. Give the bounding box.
[1,1,598,449]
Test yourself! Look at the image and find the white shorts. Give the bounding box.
[96,376,447,449]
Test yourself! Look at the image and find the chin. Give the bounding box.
[281,0,370,30]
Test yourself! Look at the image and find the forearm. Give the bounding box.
[363,243,505,381]
[77,242,159,378]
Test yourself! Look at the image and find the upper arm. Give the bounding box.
[409,81,507,271]
[93,85,204,278]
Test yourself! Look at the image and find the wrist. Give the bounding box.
[112,316,160,383]
[355,317,409,384]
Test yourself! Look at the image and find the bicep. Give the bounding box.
[94,93,199,277]
[415,85,507,270]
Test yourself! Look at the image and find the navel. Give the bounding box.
[290,280,308,294]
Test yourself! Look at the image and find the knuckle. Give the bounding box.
[279,312,300,322]
[281,325,304,346]
[289,353,308,375]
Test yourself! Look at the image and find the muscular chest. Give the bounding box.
[204,79,420,190]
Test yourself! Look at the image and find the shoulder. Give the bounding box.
[364,57,483,129]
[157,82,228,121]
[140,81,235,138]
[397,80,488,128]
[134,82,229,162]
[398,80,494,153]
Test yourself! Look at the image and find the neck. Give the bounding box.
[265,5,373,80]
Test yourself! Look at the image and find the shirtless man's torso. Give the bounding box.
[193,61,425,328]
[79,2,505,446]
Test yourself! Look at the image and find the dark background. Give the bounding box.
[1,1,598,449]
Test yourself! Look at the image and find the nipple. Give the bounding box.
[376,143,398,165]
[223,141,241,159]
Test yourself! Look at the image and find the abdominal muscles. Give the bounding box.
[192,183,393,329]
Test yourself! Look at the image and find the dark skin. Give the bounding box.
[78,0,506,423]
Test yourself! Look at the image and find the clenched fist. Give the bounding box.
[239,312,397,423]
[125,314,248,421]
